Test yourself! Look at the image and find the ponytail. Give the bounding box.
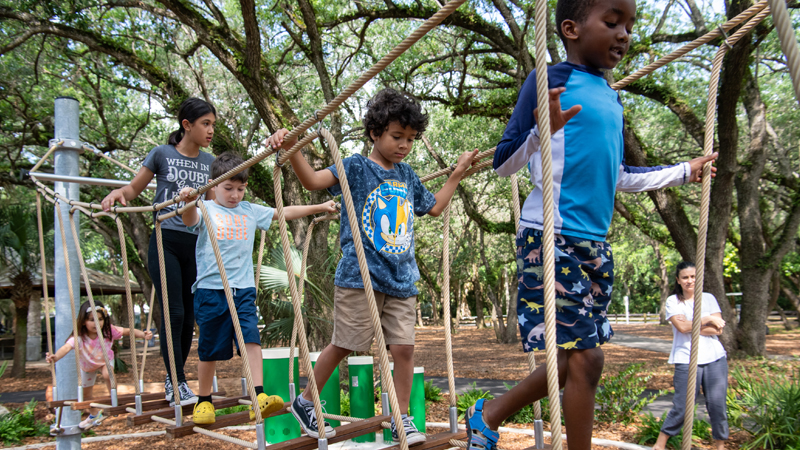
[671,261,696,301]
[167,97,217,146]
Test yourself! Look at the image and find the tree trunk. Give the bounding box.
[653,243,671,324]
[416,298,423,327]
[27,291,42,361]
[503,266,519,343]
[473,264,484,329]
[453,279,462,331]
[780,284,800,319]
[11,271,33,378]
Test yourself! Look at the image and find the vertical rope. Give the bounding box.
[316,128,408,449]
[767,0,800,104]
[441,204,457,408]
[67,211,117,391]
[36,192,57,388]
[289,221,317,383]
[139,289,156,387]
[255,230,267,288]
[511,175,544,422]
[532,0,563,445]
[53,204,84,391]
[196,201,262,422]
[272,164,328,440]
[115,216,141,395]
[154,222,183,404]
[681,10,770,449]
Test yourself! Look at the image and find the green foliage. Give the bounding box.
[216,405,249,416]
[424,380,442,405]
[728,365,800,450]
[456,383,493,420]
[635,410,711,449]
[0,361,7,378]
[501,383,564,426]
[0,400,50,445]
[340,390,350,417]
[596,363,665,425]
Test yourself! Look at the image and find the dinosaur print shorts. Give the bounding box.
[516,227,615,351]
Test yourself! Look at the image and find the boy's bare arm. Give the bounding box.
[287,151,338,191]
[179,187,200,227]
[283,200,338,220]
[429,149,479,217]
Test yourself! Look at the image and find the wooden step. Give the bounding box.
[263,415,391,450]
[383,430,468,450]
[166,405,292,439]
[126,395,247,427]
[66,391,164,410]
[87,391,227,416]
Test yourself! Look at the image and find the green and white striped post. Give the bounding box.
[262,347,300,444]
[310,351,341,428]
[383,364,427,442]
[348,356,375,443]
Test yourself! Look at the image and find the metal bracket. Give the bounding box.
[135,395,143,416]
[718,24,733,50]
[318,437,329,450]
[139,379,145,394]
[110,388,118,407]
[289,383,297,402]
[534,419,544,449]
[174,404,183,426]
[449,406,458,434]
[48,138,83,153]
[77,386,84,403]
[256,424,267,450]
[51,424,83,437]
[241,377,248,396]
[381,392,390,416]
[213,375,219,393]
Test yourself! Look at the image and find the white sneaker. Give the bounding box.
[79,413,102,430]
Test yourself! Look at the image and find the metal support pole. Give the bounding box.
[241,377,248,396]
[135,395,143,416]
[174,404,183,426]
[534,419,544,449]
[256,424,267,450]
[289,382,296,402]
[110,388,118,407]
[139,379,144,394]
[449,406,458,434]
[212,375,219,394]
[53,96,82,450]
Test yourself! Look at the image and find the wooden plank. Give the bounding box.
[166,406,292,439]
[126,395,247,427]
[520,444,553,450]
[69,392,164,410]
[89,391,227,416]
[265,415,391,450]
[383,430,468,450]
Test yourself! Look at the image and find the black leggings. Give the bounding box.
[148,229,198,383]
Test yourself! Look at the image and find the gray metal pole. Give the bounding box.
[53,97,83,450]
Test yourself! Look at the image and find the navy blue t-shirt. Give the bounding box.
[326,154,437,298]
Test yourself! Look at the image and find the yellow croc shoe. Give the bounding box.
[193,401,216,425]
[251,393,285,420]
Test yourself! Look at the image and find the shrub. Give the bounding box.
[635,410,711,449]
[596,363,665,425]
[215,405,249,416]
[729,365,800,450]
[340,390,350,417]
[424,380,442,405]
[456,383,493,420]
[0,400,50,445]
[500,383,564,426]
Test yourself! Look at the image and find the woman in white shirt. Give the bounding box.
[652,261,728,450]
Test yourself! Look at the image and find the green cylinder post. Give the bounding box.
[383,364,427,442]
[349,356,375,442]
[310,351,341,428]
[262,347,300,444]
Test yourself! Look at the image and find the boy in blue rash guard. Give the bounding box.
[285,88,478,444]
[464,0,718,449]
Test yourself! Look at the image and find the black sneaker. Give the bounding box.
[164,376,174,404]
[290,396,336,438]
[392,415,427,446]
[174,381,198,406]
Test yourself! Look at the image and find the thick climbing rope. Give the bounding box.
[192,426,259,449]
[510,174,544,423]
[153,221,185,409]
[255,230,267,288]
[139,289,156,388]
[532,0,563,445]
[35,192,57,389]
[30,142,61,172]
[82,144,138,175]
[52,200,87,396]
[611,0,768,90]
[67,208,118,393]
[196,200,263,423]
[114,214,141,395]
[768,0,800,103]
[418,148,496,183]
[441,204,458,410]
[315,127,409,448]
[271,165,328,440]
[680,9,770,450]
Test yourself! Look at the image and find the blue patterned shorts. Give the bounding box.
[516,227,615,351]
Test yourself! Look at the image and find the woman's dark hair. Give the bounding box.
[555,0,598,48]
[672,261,696,301]
[168,98,217,146]
[69,300,113,342]
[211,152,248,183]
[363,88,428,143]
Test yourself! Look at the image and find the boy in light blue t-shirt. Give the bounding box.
[180,147,337,425]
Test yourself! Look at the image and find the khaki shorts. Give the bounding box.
[331,287,416,352]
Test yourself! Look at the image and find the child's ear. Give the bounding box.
[561,19,580,41]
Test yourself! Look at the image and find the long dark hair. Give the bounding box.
[69,300,113,342]
[672,261,696,301]
[167,98,217,146]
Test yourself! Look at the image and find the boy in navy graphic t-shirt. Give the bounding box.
[285,88,477,443]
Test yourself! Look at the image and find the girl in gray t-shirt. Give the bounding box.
[101,97,216,406]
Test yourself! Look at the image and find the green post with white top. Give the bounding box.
[383,364,426,442]
[348,355,375,442]
[262,347,300,444]
[310,351,341,428]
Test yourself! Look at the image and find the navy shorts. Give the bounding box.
[516,228,615,351]
[194,287,260,361]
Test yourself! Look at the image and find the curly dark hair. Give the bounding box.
[211,152,248,183]
[363,88,428,143]
[555,0,599,48]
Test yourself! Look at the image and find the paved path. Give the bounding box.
[611,333,672,354]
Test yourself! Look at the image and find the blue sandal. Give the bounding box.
[466,399,499,450]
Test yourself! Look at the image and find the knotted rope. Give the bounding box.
[681,9,770,450]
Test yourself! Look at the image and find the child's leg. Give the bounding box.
[301,344,351,401]
[388,344,413,414]
[83,385,97,417]
[197,360,216,397]
[245,343,263,388]
[561,347,604,450]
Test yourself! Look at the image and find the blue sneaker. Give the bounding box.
[466,399,499,450]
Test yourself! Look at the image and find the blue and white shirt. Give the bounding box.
[494,62,690,241]
[327,154,437,298]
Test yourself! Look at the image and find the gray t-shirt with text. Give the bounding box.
[142,145,215,233]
